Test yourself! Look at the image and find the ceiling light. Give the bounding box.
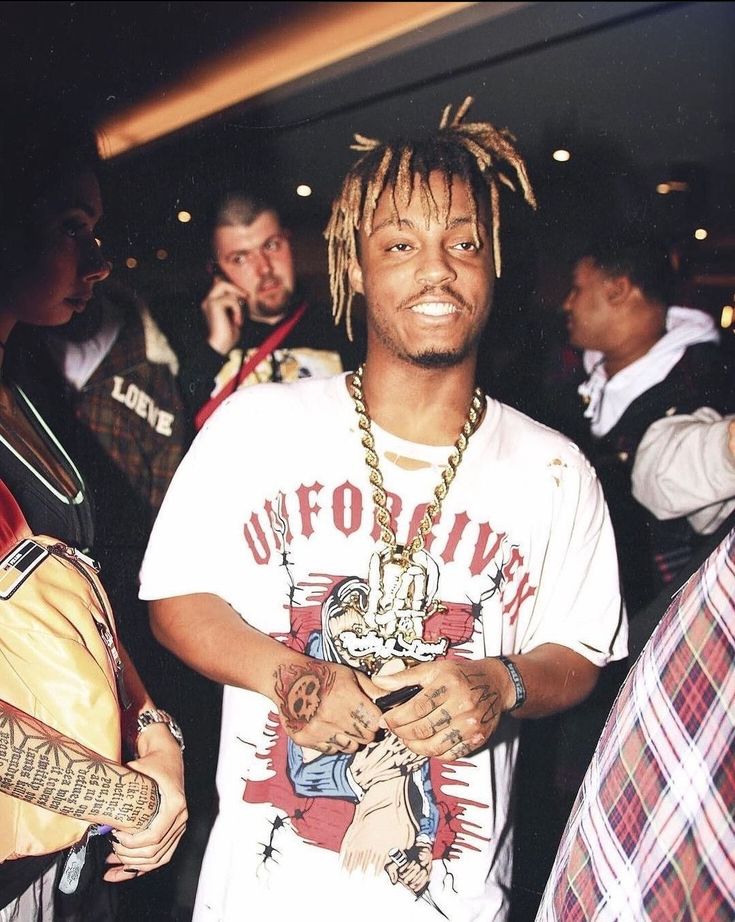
[96,3,477,158]
[125,257,138,269]
[694,228,708,240]
[177,210,192,224]
[721,306,733,329]
[657,180,689,194]
[296,184,312,197]
[156,248,169,260]
[552,149,571,162]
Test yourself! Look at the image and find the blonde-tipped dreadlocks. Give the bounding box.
[324,96,537,340]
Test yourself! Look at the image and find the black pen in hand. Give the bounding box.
[374,684,423,714]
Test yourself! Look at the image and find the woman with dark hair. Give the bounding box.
[0,102,187,920]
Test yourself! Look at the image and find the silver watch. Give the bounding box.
[136,709,185,751]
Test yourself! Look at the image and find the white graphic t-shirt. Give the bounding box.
[139,374,625,922]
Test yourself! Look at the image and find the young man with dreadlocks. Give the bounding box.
[140,97,626,921]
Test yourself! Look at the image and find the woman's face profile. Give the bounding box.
[1,169,111,329]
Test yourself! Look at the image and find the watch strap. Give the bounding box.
[136,708,185,751]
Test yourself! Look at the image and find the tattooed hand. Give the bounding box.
[372,658,504,760]
[273,660,382,754]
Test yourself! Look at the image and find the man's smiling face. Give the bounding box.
[349,171,494,370]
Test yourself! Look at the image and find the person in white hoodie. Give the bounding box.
[562,235,730,613]
[512,237,731,922]
[632,407,735,536]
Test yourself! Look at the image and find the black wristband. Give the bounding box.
[497,655,526,712]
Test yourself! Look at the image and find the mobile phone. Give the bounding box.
[375,684,423,713]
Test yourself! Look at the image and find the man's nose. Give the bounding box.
[415,248,456,287]
[250,247,273,275]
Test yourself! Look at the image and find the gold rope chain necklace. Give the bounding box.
[349,363,486,565]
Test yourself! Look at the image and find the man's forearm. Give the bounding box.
[496,643,600,718]
[149,593,308,699]
[0,702,159,832]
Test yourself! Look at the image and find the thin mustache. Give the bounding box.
[399,286,471,312]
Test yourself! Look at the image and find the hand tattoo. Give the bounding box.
[345,703,371,741]
[429,708,451,734]
[274,662,336,731]
[466,672,500,725]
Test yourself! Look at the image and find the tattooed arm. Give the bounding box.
[1,645,187,881]
[0,699,159,832]
[150,593,382,753]
[373,643,599,761]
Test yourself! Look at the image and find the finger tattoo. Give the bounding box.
[443,728,464,748]
[429,708,451,733]
[346,704,370,740]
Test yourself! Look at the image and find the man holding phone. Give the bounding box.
[179,192,360,429]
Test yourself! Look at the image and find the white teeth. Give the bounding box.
[410,302,457,316]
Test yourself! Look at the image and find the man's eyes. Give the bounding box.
[385,240,479,253]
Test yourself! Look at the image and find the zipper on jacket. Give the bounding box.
[49,543,131,710]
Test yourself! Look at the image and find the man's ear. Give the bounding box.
[348,261,365,295]
[604,273,633,306]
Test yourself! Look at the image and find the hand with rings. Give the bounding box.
[372,659,504,761]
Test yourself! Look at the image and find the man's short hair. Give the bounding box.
[210,192,279,231]
[579,235,676,306]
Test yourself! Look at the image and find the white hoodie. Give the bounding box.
[578,306,720,438]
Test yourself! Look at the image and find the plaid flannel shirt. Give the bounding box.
[536,529,735,922]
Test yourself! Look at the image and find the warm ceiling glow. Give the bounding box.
[721,305,733,329]
[177,210,192,224]
[694,228,708,240]
[552,149,571,162]
[296,184,312,198]
[96,3,477,158]
[657,180,689,194]
[125,257,138,269]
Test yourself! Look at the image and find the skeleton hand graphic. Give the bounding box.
[366,547,440,638]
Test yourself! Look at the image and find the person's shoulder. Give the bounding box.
[491,400,593,470]
[667,337,729,406]
[213,373,345,420]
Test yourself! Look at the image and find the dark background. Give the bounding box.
[2,0,733,363]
